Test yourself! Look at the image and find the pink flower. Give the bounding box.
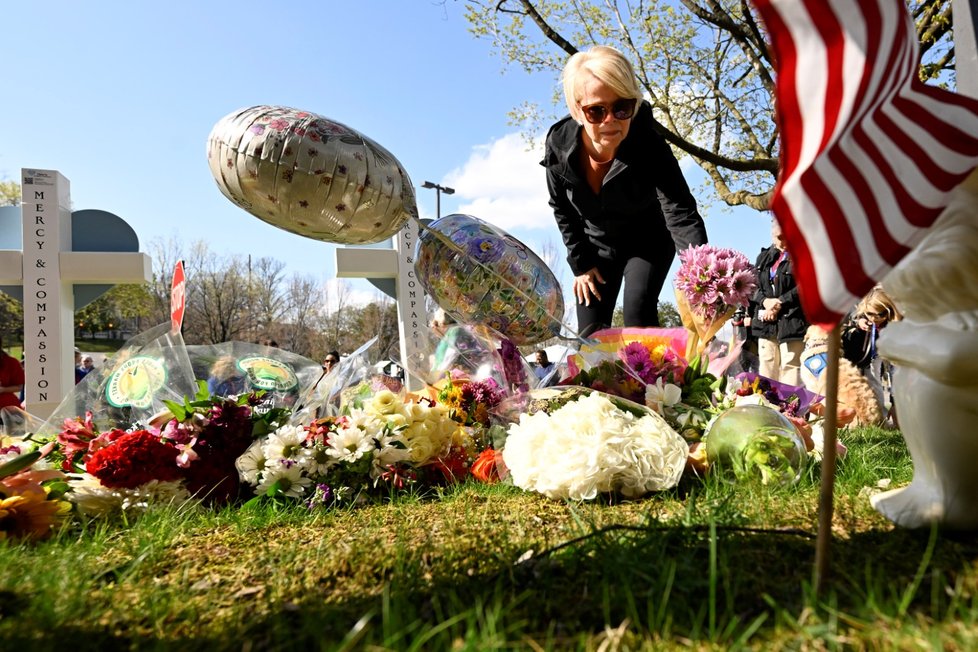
[676,245,757,321]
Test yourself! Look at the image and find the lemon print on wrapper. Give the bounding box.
[105,356,168,409]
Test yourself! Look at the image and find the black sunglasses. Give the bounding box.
[579,98,636,124]
[323,358,337,364]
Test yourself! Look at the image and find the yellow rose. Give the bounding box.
[368,390,400,416]
[385,413,408,431]
[408,437,437,464]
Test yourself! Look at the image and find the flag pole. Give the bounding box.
[814,325,841,595]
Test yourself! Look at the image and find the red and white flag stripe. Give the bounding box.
[752,0,978,328]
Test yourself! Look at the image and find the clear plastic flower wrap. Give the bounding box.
[41,323,200,435]
[497,386,689,501]
[704,404,808,486]
[407,321,536,390]
[184,341,323,417]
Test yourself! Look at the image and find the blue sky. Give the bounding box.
[2,0,771,311]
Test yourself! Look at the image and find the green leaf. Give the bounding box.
[0,451,41,479]
[162,398,189,422]
[264,479,284,498]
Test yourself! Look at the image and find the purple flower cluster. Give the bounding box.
[305,483,333,509]
[675,245,758,322]
[461,377,505,409]
[618,342,686,385]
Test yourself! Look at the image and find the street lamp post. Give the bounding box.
[421,181,455,219]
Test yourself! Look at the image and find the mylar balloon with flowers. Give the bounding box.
[207,105,415,245]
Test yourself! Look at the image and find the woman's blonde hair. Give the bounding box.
[562,45,643,123]
[856,286,902,323]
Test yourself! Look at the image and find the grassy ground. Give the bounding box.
[3,426,977,650]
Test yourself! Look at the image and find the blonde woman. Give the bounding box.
[542,45,707,337]
[842,286,902,418]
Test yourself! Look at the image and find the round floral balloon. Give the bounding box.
[207,105,415,245]
[416,214,564,345]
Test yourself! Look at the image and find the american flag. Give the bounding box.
[751,0,978,328]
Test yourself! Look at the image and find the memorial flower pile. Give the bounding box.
[564,328,722,441]
[46,388,292,517]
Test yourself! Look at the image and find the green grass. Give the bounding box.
[3,426,978,650]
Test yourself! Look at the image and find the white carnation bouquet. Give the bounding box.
[501,387,688,501]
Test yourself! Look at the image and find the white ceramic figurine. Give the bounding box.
[872,169,978,529]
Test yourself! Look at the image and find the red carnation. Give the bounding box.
[86,430,183,489]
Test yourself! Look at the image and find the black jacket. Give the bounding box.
[541,101,707,275]
[750,245,808,342]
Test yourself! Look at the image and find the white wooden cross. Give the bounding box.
[334,218,428,391]
[0,169,151,420]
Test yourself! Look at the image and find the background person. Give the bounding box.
[542,45,707,337]
[322,351,340,374]
[751,219,808,385]
[0,337,25,410]
[842,285,902,416]
[534,350,558,386]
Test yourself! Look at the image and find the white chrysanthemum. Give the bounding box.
[235,440,268,484]
[343,407,383,434]
[326,425,375,463]
[502,392,688,501]
[255,462,312,498]
[67,473,192,517]
[304,443,334,477]
[262,425,310,464]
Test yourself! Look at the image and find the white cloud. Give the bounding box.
[443,133,554,231]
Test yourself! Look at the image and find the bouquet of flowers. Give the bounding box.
[501,387,688,501]
[0,439,71,540]
[563,328,723,441]
[236,389,467,505]
[50,385,291,518]
[674,245,757,360]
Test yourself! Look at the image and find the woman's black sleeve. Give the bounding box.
[547,168,599,275]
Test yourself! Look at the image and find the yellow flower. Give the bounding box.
[385,413,408,431]
[368,390,401,416]
[0,492,70,541]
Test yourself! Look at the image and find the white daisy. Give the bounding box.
[304,442,334,477]
[326,425,375,463]
[235,440,268,484]
[262,425,310,464]
[255,462,312,498]
[370,432,411,476]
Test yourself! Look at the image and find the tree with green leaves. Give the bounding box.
[0,179,21,206]
[465,0,954,210]
[75,284,154,337]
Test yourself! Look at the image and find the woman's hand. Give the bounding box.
[574,267,605,306]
